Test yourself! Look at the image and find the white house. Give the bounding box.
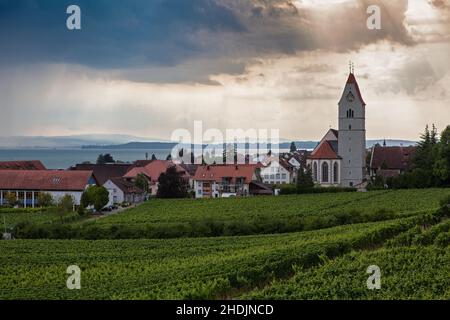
[103,177,145,206]
[307,69,366,187]
[0,170,97,207]
[193,164,261,198]
[260,159,295,185]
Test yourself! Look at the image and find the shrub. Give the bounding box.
[38,193,54,207]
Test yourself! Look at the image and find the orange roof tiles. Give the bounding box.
[0,160,46,170]
[123,160,189,182]
[0,170,95,191]
[194,164,259,183]
[308,141,340,160]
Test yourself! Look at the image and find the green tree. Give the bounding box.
[135,173,149,193]
[157,166,188,198]
[5,192,17,206]
[290,141,297,152]
[37,192,54,207]
[96,153,115,164]
[80,186,110,211]
[57,194,75,222]
[93,186,109,211]
[297,167,314,190]
[433,125,450,185]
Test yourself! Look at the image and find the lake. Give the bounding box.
[0,149,173,169]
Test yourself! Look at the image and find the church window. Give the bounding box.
[333,162,339,183]
[313,162,318,182]
[322,162,329,182]
[349,125,352,130]
[347,109,354,118]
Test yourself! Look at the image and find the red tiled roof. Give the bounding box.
[194,164,259,183]
[370,146,416,171]
[308,141,340,160]
[0,160,46,170]
[71,163,132,185]
[123,160,188,182]
[346,73,366,106]
[0,170,95,191]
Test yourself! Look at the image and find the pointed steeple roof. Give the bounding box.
[346,72,366,106]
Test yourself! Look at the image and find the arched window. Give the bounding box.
[322,162,329,182]
[333,162,339,183]
[313,162,318,182]
[346,109,354,118]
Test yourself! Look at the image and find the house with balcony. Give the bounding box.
[193,164,267,198]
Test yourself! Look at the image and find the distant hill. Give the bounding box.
[82,140,417,150]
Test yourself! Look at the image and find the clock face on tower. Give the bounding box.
[346,92,355,102]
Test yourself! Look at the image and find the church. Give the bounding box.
[306,67,366,188]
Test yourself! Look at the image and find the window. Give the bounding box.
[349,125,352,130]
[333,162,339,183]
[322,162,329,182]
[313,162,318,182]
[276,174,280,179]
[346,109,354,118]
[281,173,287,180]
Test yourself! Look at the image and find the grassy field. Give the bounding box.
[1,188,449,299]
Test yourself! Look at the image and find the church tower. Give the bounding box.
[337,65,366,187]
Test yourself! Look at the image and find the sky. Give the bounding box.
[0,0,449,141]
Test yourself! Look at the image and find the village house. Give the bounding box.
[260,158,296,185]
[0,170,98,207]
[103,177,146,206]
[69,163,133,185]
[123,160,191,196]
[369,144,416,179]
[193,164,271,198]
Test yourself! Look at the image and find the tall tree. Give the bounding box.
[157,166,188,198]
[434,126,450,185]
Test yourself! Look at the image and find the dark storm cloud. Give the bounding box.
[0,0,245,68]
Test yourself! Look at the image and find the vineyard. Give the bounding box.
[40,188,445,239]
[0,216,428,299]
[0,188,449,299]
